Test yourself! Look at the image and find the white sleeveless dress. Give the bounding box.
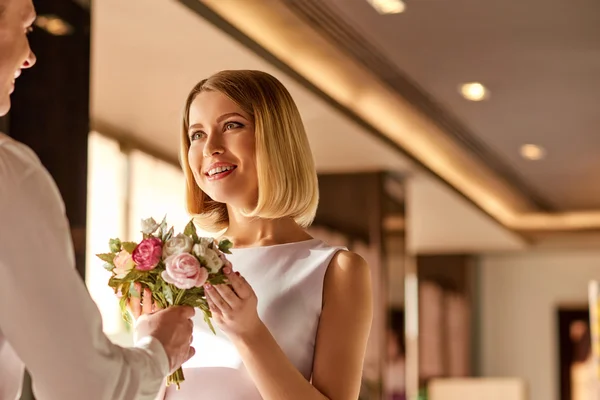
[164,238,344,399]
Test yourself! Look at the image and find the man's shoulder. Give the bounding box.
[0,132,41,161]
[0,133,62,210]
[0,133,44,180]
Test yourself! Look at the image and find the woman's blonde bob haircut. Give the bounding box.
[181,70,319,232]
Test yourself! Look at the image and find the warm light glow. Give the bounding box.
[459,82,489,101]
[520,144,545,161]
[86,133,212,346]
[367,0,406,14]
[86,133,128,343]
[34,15,74,36]
[202,0,600,232]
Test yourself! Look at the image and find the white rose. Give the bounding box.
[141,217,160,235]
[163,234,194,258]
[198,237,214,248]
[193,244,223,273]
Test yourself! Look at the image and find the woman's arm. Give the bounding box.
[206,251,372,400]
[311,251,373,399]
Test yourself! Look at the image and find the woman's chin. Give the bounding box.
[204,190,249,208]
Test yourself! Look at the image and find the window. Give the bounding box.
[86,132,206,346]
[86,133,128,343]
[128,150,191,237]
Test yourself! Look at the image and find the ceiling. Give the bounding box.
[90,0,412,174]
[194,0,600,233]
[89,0,551,254]
[314,0,600,212]
[89,0,600,249]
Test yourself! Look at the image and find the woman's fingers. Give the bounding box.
[129,283,143,319]
[213,283,241,308]
[128,297,141,319]
[205,284,231,312]
[205,291,222,317]
[226,269,253,300]
[142,288,153,315]
[127,283,159,319]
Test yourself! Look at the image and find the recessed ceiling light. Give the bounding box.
[34,15,74,36]
[367,0,406,15]
[459,82,489,101]
[520,144,546,161]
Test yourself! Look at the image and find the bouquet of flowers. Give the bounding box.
[96,216,233,389]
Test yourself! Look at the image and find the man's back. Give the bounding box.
[0,134,173,399]
[0,0,195,397]
[0,133,70,397]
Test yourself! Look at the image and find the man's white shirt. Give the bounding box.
[0,133,169,399]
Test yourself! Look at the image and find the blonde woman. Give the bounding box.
[135,70,372,399]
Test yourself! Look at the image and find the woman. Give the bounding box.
[134,69,372,399]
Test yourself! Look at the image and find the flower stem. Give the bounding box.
[166,367,185,390]
[174,288,185,305]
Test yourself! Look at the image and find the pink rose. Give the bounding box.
[162,253,208,289]
[132,237,162,271]
[113,250,136,278]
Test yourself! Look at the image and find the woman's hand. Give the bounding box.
[204,266,263,340]
[128,282,162,319]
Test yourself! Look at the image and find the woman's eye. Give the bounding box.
[190,132,205,141]
[224,122,242,131]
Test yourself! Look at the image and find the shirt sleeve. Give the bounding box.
[0,139,170,400]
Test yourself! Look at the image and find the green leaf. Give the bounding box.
[108,276,124,289]
[96,253,116,264]
[183,219,195,236]
[184,219,199,243]
[154,293,168,309]
[153,276,163,292]
[173,288,186,305]
[162,284,174,306]
[129,281,140,298]
[109,238,122,253]
[103,263,115,272]
[185,286,204,297]
[203,311,216,335]
[157,215,168,238]
[218,239,233,254]
[123,268,146,281]
[163,226,175,242]
[119,295,132,325]
[208,274,229,286]
[122,242,138,254]
[175,287,204,308]
[120,282,130,298]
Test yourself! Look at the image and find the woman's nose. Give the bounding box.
[203,136,225,157]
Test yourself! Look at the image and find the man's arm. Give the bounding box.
[0,140,169,399]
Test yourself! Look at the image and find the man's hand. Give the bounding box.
[135,306,196,372]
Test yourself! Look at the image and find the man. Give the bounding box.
[0,0,196,398]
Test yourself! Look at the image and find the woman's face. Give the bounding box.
[187,90,258,210]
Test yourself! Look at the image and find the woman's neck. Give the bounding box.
[223,206,312,248]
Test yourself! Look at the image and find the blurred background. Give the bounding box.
[3,0,600,399]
